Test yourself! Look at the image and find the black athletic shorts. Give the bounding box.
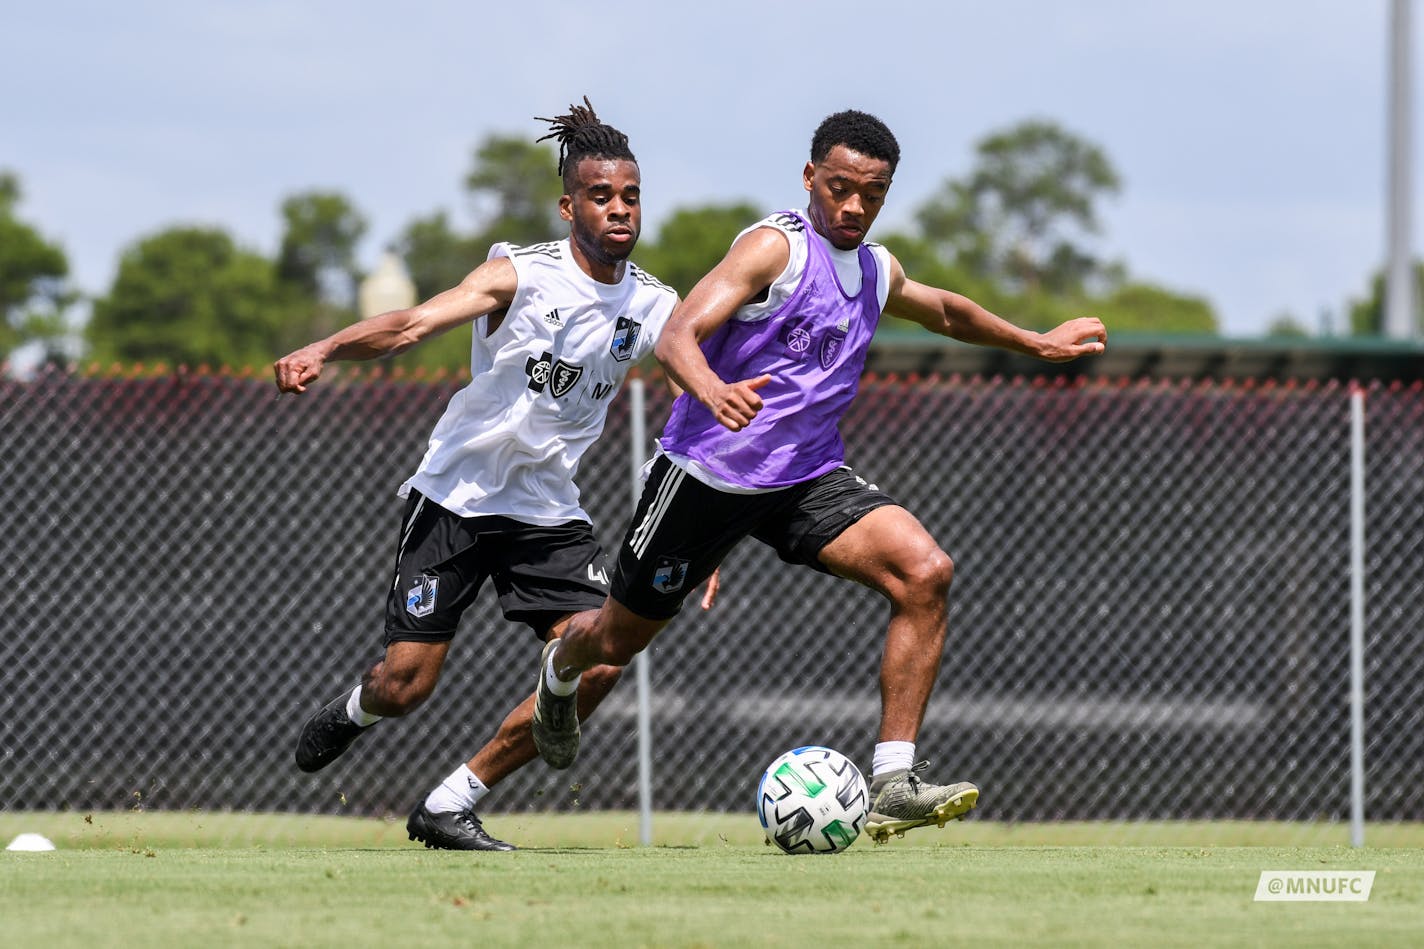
[610,456,898,620]
[383,492,611,644]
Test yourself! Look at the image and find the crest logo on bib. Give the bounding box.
[787,327,812,356]
[610,316,642,361]
[820,317,850,369]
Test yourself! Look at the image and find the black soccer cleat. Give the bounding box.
[406,803,516,851]
[294,691,375,773]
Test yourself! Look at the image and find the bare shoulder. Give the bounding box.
[454,254,519,306]
[463,254,517,289]
[724,225,791,282]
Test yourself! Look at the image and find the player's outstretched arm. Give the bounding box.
[653,228,787,431]
[273,257,518,393]
[883,255,1107,363]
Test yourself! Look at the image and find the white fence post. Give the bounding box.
[628,376,654,846]
[1349,385,1368,847]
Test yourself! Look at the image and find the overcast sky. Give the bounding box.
[4,1,1420,338]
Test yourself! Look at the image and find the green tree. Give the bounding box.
[384,135,565,373]
[0,171,73,364]
[1347,262,1424,335]
[1090,282,1217,335]
[916,119,1122,295]
[383,211,480,373]
[465,135,563,247]
[1265,312,1311,338]
[397,210,484,302]
[276,190,368,343]
[277,191,367,305]
[89,226,298,367]
[635,202,762,295]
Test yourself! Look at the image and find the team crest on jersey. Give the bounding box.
[820,317,851,369]
[610,316,642,362]
[550,360,584,398]
[652,557,690,594]
[525,351,553,392]
[405,574,439,618]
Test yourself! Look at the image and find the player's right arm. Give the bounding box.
[273,257,518,394]
[652,228,784,431]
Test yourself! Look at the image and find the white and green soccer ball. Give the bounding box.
[757,745,869,854]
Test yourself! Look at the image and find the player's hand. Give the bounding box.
[710,374,772,431]
[273,344,328,394]
[699,568,721,611]
[1035,317,1107,362]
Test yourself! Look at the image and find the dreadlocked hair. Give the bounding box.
[535,96,636,190]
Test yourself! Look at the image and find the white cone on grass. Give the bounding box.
[6,833,56,851]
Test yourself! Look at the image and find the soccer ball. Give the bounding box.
[757,746,869,854]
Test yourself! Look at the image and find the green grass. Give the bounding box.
[4,812,1423,947]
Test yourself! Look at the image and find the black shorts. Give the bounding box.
[383,492,611,644]
[610,457,898,620]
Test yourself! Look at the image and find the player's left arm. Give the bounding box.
[883,253,1107,362]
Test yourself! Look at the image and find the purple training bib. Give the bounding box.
[661,211,881,489]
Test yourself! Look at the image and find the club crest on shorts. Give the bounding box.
[610,316,642,362]
[652,556,690,594]
[405,574,439,618]
[550,359,583,398]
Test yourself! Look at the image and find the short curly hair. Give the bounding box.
[535,96,637,192]
[810,110,900,173]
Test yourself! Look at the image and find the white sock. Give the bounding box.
[545,646,580,697]
[872,741,916,778]
[345,685,382,727]
[423,764,489,815]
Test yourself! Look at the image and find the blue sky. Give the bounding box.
[4,1,1420,338]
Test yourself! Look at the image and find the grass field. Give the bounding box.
[4,812,1422,947]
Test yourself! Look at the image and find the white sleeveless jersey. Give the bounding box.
[400,238,676,525]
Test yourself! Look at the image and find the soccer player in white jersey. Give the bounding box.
[273,100,682,851]
[533,110,1108,842]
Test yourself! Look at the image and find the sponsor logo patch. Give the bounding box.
[525,351,553,392]
[550,360,583,398]
[787,327,812,356]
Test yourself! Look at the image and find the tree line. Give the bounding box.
[2,120,1417,372]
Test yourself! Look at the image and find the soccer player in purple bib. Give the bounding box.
[533,110,1107,841]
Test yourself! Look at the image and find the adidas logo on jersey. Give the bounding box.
[543,308,564,327]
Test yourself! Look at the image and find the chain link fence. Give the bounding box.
[2,366,1421,823]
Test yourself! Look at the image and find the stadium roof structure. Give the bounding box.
[866,331,1424,383]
